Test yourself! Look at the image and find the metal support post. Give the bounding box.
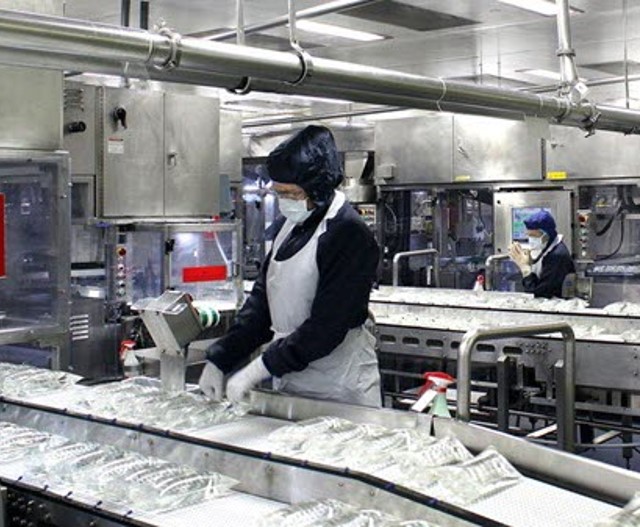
[497,355,513,433]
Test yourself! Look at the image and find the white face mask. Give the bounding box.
[278,197,312,224]
[528,236,544,250]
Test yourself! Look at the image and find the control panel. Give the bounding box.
[576,209,591,259]
[115,234,128,301]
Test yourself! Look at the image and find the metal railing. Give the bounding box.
[456,322,576,451]
[392,249,440,287]
[484,253,510,291]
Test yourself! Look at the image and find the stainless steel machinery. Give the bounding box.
[136,290,208,392]
[371,286,640,464]
[0,151,70,370]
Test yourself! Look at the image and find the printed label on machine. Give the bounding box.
[182,265,227,283]
[0,193,4,278]
[107,137,125,155]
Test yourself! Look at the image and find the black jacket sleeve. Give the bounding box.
[522,242,575,298]
[205,260,274,373]
[206,217,288,373]
[262,207,379,377]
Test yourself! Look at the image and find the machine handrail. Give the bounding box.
[392,249,440,287]
[484,253,510,291]
[456,322,576,451]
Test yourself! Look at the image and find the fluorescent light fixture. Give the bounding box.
[294,20,384,42]
[518,68,586,82]
[498,0,580,16]
[283,93,354,105]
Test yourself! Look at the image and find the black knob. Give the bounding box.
[113,106,127,129]
[65,121,87,134]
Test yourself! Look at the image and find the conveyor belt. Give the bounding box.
[0,385,624,527]
[0,454,286,527]
[184,413,620,527]
[152,493,286,527]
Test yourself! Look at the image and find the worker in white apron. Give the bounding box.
[199,125,381,407]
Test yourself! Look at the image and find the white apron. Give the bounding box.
[266,191,381,408]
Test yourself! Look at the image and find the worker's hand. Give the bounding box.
[226,356,271,404]
[508,242,532,276]
[198,362,225,402]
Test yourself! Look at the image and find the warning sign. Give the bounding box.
[182,265,227,283]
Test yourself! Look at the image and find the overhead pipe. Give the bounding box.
[194,0,380,41]
[1,9,640,134]
[555,0,579,90]
[524,73,640,94]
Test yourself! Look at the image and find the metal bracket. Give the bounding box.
[556,46,576,58]
[153,27,182,71]
[287,44,314,86]
[576,102,601,137]
[228,76,253,95]
[286,0,314,86]
[227,0,253,95]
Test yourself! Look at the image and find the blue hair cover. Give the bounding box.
[524,209,558,240]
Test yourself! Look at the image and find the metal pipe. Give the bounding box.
[197,0,380,41]
[392,249,440,288]
[556,0,579,89]
[236,0,246,46]
[456,323,576,451]
[525,73,640,94]
[1,10,640,134]
[484,254,510,291]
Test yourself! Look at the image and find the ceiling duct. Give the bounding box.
[340,0,478,32]
[0,9,639,135]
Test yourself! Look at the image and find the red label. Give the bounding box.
[0,194,4,278]
[182,265,227,283]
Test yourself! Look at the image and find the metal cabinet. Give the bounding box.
[375,115,453,185]
[64,84,221,218]
[0,0,63,151]
[453,115,543,182]
[64,85,97,176]
[102,88,165,217]
[219,109,243,184]
[546,125,640,179]
[164,93,219,216]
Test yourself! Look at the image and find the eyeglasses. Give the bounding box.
[268,188,308,201]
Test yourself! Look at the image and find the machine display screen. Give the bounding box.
[512,207,552,242]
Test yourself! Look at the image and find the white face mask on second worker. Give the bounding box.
[278,197,313,224]
[528,236,545,251]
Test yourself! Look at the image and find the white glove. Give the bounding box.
[199,362,225,401]
[508,242,532,277]
[226,356,271,404]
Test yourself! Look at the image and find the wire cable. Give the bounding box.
[596,213,625,261]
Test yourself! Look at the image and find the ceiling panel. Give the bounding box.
[340,0,478,32]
